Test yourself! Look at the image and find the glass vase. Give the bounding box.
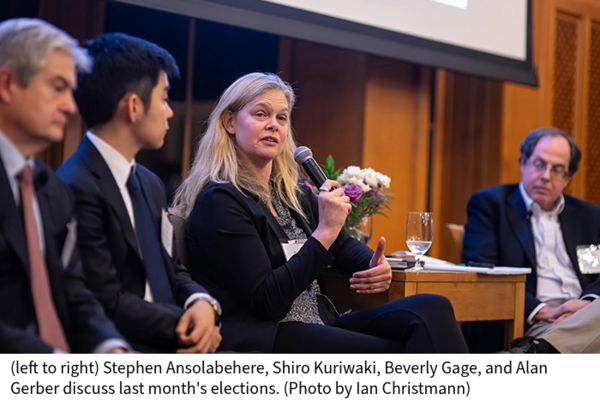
[345,216,373,245]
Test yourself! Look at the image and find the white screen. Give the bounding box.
[431,0,468,9]
[261,0,527,60]
[113,0,535,85]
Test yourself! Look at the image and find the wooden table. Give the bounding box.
[326,268,526,347]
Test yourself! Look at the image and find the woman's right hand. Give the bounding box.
[312,180,351,250]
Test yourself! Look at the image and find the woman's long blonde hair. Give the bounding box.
[172,72,303,219]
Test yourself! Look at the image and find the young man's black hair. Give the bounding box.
[75,32,180,129]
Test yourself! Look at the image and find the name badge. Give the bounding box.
[161,209,174,258]
[576,245,600,275]
[281,239,307,261]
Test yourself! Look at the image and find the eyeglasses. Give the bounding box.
[526,158,569,180]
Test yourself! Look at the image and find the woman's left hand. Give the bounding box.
[349,237,392,294]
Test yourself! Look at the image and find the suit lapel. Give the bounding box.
[0,155,30,273]
[291,208,313,236]
[256,197,289,241]
[506,188,536,266]
[34,161,58,247]
[254,189,314,240]
[78,136,141,258]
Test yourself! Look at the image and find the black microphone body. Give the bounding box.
[293,146,328,188]
[300,157,328,188]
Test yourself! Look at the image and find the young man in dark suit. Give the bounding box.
[0,18,128,353]
[463,127,600,352]
[57,33,221,353]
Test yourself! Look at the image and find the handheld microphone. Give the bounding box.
[293,146,327,188]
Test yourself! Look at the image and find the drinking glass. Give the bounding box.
[405,212,433,271]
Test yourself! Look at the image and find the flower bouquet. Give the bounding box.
[309,155,392,243]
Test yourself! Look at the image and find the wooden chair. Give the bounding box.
[168,213,193,269]
[445,223,465,264]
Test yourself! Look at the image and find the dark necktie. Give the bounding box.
[126,168,175,304]
[17,165,70,352]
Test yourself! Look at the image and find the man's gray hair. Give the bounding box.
[0,18,91,87]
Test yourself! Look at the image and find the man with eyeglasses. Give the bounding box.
[462,127,600,353]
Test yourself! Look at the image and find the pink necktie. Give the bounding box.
[17,165,70,353]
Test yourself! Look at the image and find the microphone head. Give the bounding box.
[293,146,313,164]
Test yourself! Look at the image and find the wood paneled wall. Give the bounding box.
[362,58,431,254]
[430,72,503,263]
[503,0,600,204]
[279,38,367,169]
[587,21,600,202]
[279,39,431,253]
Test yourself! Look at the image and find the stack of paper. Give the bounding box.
[423,264,531,275]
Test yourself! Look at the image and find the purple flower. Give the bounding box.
[344,184,363,204]
[367,187,379,198]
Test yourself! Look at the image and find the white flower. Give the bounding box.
[337,173,349,185]
[338,164,390,191]
[343,166,362,178]
[338,166,361,185]
[347,176,371,192]
[362,168,378,188]
[376,172,391,189]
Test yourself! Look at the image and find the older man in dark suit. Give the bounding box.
[463,127,600,352]
[57,33,221,353]
[0,18,128,353]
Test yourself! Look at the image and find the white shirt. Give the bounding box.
[87,132,136,227]
[519,183,585,323]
